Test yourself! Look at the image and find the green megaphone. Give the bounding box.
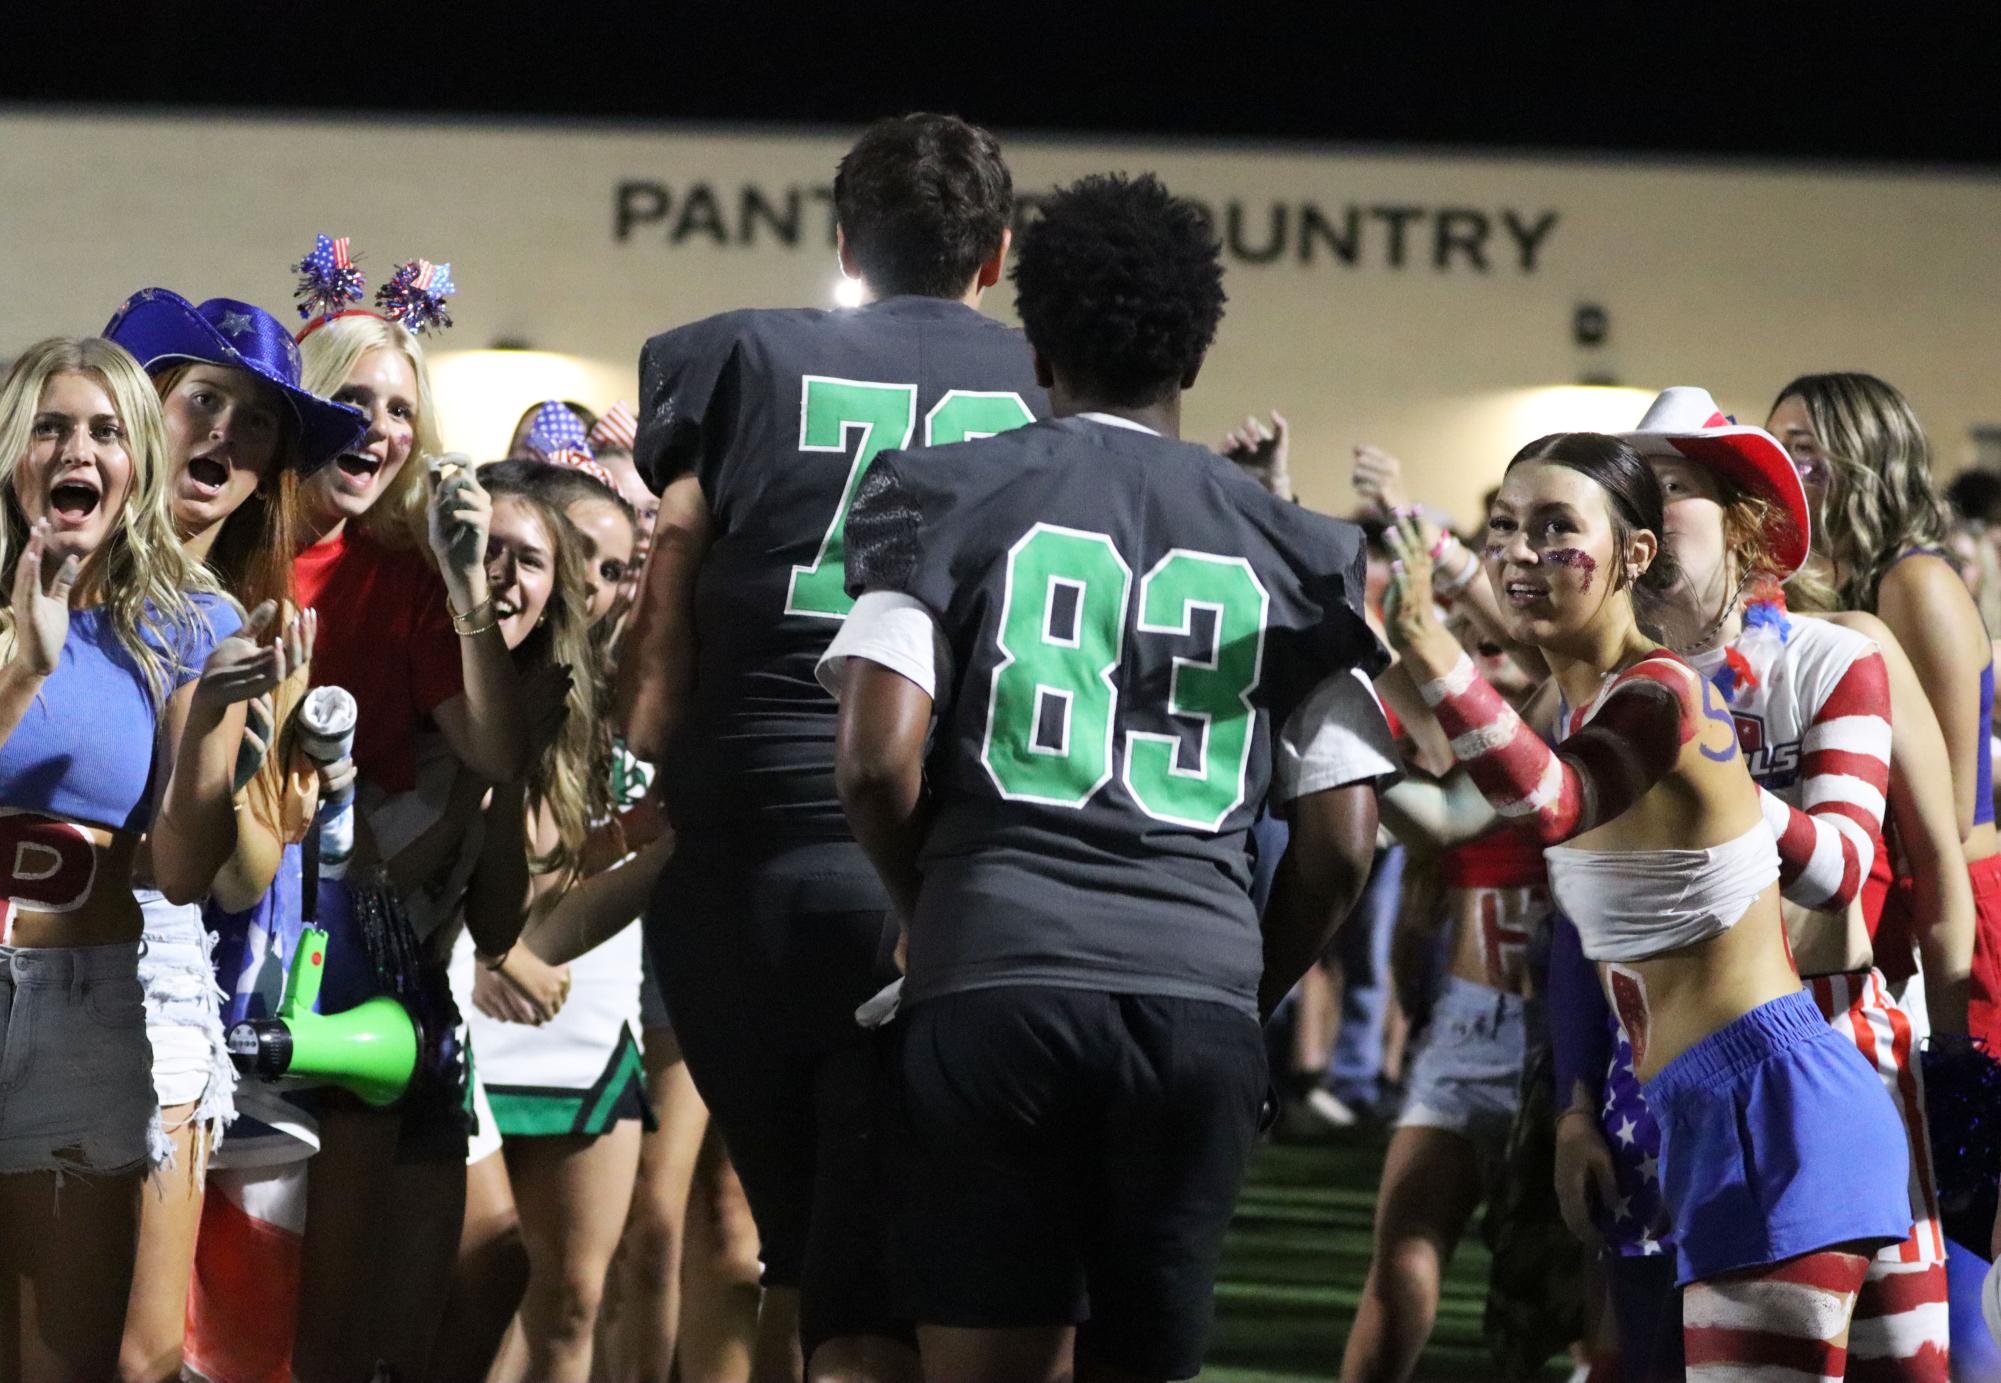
[225,926,420,1107]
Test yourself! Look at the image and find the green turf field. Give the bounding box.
[1206,1136,1573,1382]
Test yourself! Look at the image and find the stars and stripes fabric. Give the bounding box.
[548,450,619,491]
[375,257,456,335]
[1807,968,1945,1267]
[292,232,366,324]
[524,401,620,489]
[1598,1015,1673,1258]
[525,400,592,460]
[588,399,638,452]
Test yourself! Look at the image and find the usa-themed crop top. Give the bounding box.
[0,593,239,833]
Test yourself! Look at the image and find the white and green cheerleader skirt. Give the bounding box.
[450,919,653,1154]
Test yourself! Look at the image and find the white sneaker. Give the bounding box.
[855,978,903,1029]
[1275,1087,1360,1140]
[1303,1087,1360,1128]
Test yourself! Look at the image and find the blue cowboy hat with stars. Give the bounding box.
[103,288,366,476]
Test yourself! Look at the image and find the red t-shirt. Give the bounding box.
[294,527,464,794]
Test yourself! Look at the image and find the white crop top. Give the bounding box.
[1544,819,1779,963]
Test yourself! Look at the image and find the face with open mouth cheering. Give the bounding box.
[1481,460,1626,645]
[14,370,136,566]
[159,364,285,538]
[305,346,418,527]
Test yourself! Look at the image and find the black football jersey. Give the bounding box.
[634,296,1046,838]
[846,416,1387,1016]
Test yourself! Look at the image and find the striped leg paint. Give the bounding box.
[1845,1259,1949,1383]
[1683,1250,1868,1382]
[1800,969,1950,1381]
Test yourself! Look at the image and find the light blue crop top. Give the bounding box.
[0,593,239,833]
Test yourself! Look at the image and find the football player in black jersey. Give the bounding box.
[822,174,1396,1382]
[619,113,1045,1381]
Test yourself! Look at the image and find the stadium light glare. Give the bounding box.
[429,348,633,461]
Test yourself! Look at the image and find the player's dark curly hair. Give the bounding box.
[835,113,1012,299]
[1011,173,1226,408]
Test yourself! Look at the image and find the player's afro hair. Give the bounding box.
[1011,173,1226,408]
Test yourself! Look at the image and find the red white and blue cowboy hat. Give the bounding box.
[1619,385,1812,577]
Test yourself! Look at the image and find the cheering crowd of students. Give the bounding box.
[1,111,1998,1383]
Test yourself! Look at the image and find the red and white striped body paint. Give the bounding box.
[1684,1250,1868,1381]
[1808,969,1949,1382]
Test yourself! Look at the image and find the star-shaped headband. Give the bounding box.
[292,233,458,342]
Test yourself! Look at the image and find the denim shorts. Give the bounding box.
[0,942,157,1177]
[1396,975,1525,1155]
[137,889,236,1142]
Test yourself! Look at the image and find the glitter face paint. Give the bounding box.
[1543,547,1599,591]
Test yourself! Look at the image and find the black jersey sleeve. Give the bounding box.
[843,437,1029,621]
[1257,498,1391,725]
[634,314,747,501]
[843,457,928,604]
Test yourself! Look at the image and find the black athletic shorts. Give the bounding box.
[646,832,905,1354]
[889,986,1266,1380]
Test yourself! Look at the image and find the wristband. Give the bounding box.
[1436,545,1481,596]
[476,945,512,971]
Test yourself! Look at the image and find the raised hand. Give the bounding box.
[429,465,493,596]
[1352,444,1411,514]
[10,519,80,677]
[1381,512,1450,657]
[1221,411,1292,500]
[195,604,317,715]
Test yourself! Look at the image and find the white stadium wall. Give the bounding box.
[2,108,1997,528]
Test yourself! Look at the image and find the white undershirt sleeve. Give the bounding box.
[815,591,953,706]
[1273,669,1403,805]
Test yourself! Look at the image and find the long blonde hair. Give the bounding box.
[0,338,223,706]
[1774,372,1948,614]
[481,476,612,883]
[296,315,440,552]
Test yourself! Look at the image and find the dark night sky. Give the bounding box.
[9,3,1999,168]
